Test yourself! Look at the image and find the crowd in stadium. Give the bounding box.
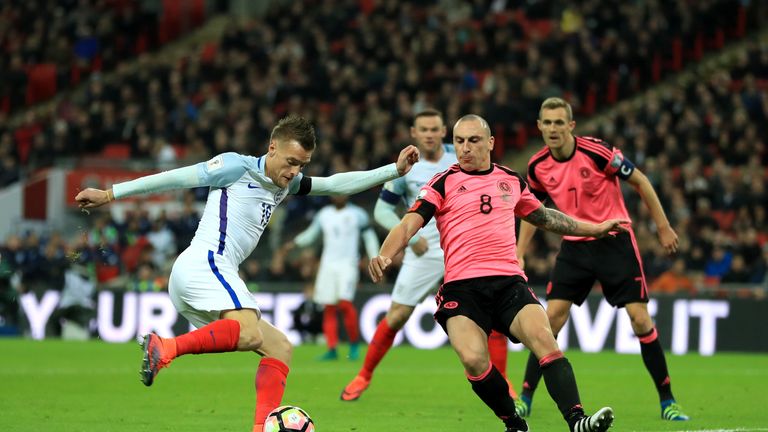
[1,0,767,330]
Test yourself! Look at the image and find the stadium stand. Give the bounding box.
[0,0,766,334]
[0,0,219,114]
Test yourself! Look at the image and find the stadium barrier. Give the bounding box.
[9,286,768,354]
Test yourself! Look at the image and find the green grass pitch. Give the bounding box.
[1,339,766,431]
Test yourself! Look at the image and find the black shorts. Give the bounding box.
[548,232,648,308]
[434,275,543,343]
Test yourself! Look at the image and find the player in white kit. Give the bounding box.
[340,109,518,401]
[285,195,379,361]
[75,115,420,432]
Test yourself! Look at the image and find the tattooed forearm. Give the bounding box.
[522,207,581,235]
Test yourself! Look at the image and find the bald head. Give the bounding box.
[452,114,495,172]
[454,115,491,138]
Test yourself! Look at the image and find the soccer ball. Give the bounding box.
[263,405,315,432]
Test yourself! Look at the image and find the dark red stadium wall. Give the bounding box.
[23,174,47,220]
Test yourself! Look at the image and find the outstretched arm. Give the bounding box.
[521,205,629,238]
[75,153,247,209]
[369,212,424,283]
[306,145,420,196]
[75,165,201,209]
[626,169,678,254]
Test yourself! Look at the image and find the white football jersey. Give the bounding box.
[190,152,306,266]
[380,144,456,245]
[311,204,372,265]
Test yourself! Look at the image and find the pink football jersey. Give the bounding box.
[527,136,633,241]
[408,163,542,283]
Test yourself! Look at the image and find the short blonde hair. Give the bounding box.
[539,97,573,121]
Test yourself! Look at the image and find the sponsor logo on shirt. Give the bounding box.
[247,183,259,189]
[547,176,557,185]
[457,185,468,193]
[580,168,590,178]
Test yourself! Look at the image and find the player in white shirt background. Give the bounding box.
[74,114,420,432]
[341,109,518,401]
[283,194,380,361]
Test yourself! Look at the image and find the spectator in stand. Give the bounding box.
[721,254,752,284]
[705,246,733,281]
[1,0,766,299]
[650,258,696,296]
[131,262,166,293]
[169,194,201,254]
[752,245,768,285]
[146,212,176,271]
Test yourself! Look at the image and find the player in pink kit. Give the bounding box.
[340,109,518,402]
[515,97,689,422]
[369,115,625,432]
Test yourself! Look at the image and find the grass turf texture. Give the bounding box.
[1,339,766,432]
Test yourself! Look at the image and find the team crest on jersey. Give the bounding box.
[580,168,590,178]
[497,180,511,193]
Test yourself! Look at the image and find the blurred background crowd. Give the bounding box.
[0,0,767,332]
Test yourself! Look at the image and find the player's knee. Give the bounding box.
[456,349,488,373]
[528,325,558,351]
[547,310,569,332]
[273,334,294,363]
[260,332,293,364]
[238,326,264,351]
[628,311,653,333]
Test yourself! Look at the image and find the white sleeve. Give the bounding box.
[373,199,401,230]
[361,227,380,259]
[112,165,201,199]
[373,198,421,246]
[307,163,399,196]
[112,153,246,199]
[293,216,322,248]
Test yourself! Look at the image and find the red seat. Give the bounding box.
[100,143,132,159]
[96,263,121,283]
[159,0,182,44]
[711,210,735,231]
[191,0,206,27]
[26,63,58,105]
[173,144,187,159]
[200,42,218,63]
